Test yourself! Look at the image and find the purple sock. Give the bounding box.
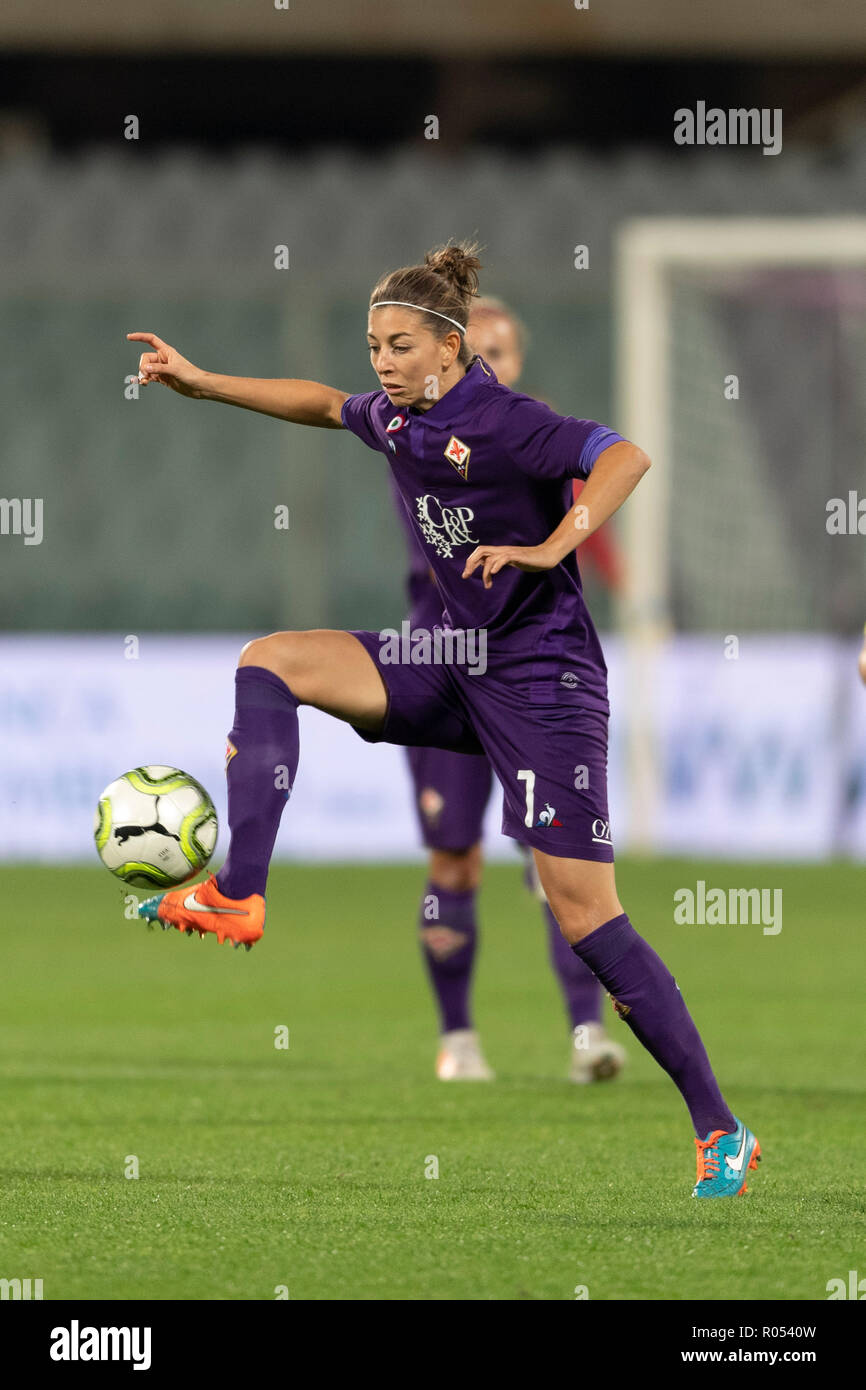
[573,913,736,1138]
[419,885,478,1033]
[216,665,299,901]
[544,903,603,1028]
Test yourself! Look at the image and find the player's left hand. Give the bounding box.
[462,543,558,590]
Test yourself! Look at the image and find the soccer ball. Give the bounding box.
[94,765,218,889]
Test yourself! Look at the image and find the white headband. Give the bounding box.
[370,301,466,334]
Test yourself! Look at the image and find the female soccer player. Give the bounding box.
[128,242,761,1197]
[393,294,627,1084]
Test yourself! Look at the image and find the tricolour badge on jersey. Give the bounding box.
[444,435,471,479]
[386,415,406,433]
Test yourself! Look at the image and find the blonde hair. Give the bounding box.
[468,295,528,354]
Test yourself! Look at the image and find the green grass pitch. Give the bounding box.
[1,859,863,1301]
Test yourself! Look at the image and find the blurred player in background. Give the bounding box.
[859,624,866,684]
[393,295,627,1083]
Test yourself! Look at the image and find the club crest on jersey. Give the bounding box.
[536,802,563,828]
[444,435,471,479]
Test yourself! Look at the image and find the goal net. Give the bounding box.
[614,218,866,850]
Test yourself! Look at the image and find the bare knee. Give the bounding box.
[533,852,623,946]
[240,632,283,669]
[429,844,483,894]
[545,896,612,946]
[238,631,307,686]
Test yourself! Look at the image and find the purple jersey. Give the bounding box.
[389,472,437,614]
[342,356,625,712]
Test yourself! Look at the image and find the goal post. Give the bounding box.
[614,216,866,852]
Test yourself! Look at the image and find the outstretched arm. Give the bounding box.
[462,441,649,590]
[127,333,349,429]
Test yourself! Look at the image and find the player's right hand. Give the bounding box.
[127,333,206,398]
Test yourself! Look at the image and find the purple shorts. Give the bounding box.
[405,744,493,851]
[349,628,614,862]
[400,585,493,851]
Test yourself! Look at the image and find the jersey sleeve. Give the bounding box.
[502,395,626,480]
[340,391,386,453]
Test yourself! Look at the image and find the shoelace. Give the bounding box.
[694,1130,727,1183]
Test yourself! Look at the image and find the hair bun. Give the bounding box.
[424,241,482,300]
